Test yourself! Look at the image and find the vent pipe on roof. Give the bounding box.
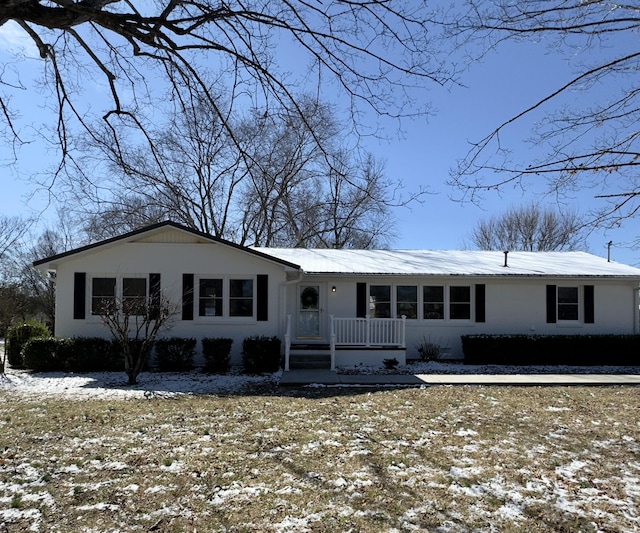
[503,250,509,267]
[607,241,613,262]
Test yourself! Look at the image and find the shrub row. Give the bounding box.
[461,334,640,366]
[22,337,125,372]
[19,335,281,374]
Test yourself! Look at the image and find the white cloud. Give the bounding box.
[0,21,40,57]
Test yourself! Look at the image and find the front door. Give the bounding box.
[298,284,322,339]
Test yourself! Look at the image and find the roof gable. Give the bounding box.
[34,221,300,270]
[131,227,212,244]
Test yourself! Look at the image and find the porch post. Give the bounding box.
[365,314,371,347]
[330,315,336,371]
[400,315,406,348]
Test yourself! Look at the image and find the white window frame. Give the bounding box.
[449,285,472,321]
[557,286,580,322]
[195,275,256,321]
[89,275,147,317]
[396,285,418,319]
[422,284,473,322]
[91,276,117,316]
[366,283,474,322]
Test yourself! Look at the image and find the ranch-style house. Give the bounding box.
[34,221,640,370]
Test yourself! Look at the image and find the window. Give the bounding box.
[123,278,147,315]
[92,277,116,315]
[449,286,471,320]
[91,277,116,315]
[369,285,391,318]
[199,279,223,317]
[558,286,579,320]
[396,285,418,319]
[229,279,253,317]
[423,286,444,320]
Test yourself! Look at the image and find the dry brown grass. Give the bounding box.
[1,385,639,531]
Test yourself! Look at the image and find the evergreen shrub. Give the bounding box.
[241,336,281,374]
[63,337,121,372]
[202,337,233,373]
[6,321,50,367]
[461,334,640,366]
[154,337,196,372]
[22,338,68,372]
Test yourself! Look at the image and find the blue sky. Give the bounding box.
[0,15,637,265]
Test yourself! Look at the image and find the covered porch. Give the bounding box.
[284,315,407,371]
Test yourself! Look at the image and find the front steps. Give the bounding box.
[288,344,331,370]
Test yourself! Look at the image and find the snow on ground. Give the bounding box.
[339,360,640,376]
[1,337,638,400]
[0,360,638,400]
[0,366,282,400]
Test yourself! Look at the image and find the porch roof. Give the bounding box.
[251,248,640,278]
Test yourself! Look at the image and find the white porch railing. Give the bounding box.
[330,315,406,371]
[286,315,406,372]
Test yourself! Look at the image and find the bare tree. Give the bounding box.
[82,199,169,242]
[0,215,29,266]
[239,100,400,247]
[444,1,640,238]
[20,226,76,328]
[2,1,450,185]
[68,96,406,248]
[96,292,179,385]
[469,204,586,252]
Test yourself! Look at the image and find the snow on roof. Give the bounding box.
[252,248,640,277]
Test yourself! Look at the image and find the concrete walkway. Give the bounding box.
[279,369,640,386]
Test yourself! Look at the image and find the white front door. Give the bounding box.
[298,284,322,339]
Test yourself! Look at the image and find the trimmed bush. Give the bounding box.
[461,334,640,366]
[22,338,69,372]
[63,337,121,372]
[154,337,196,372]
[241,336,281,374]
[6,321,50,367]
[20,337,123,373]
[202,337,233,374]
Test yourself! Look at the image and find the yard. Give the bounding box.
[0,372,638,532]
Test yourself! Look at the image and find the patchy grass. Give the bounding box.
[0,385,639,531]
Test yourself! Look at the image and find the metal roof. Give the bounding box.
[251,248,640,277]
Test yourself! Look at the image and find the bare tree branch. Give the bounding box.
[445,1,640,237]
[2,1,451,182]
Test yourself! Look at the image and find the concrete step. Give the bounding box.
[289,350,331,370]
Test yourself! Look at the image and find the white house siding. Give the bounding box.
[287,276,640,360]
[37,223,640,369]
[52,239,290,365]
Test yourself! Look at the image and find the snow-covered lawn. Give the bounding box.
[0,361,638,532]
[0,366,282,400]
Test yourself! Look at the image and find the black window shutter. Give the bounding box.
[475,284,486,323]
[73,272,86,320]
[546,284,557,323]
[182,274,194,321]
[356,282,367,318]
[149,273,161,320]
[257,275,268,321]
[584,285,595,324]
